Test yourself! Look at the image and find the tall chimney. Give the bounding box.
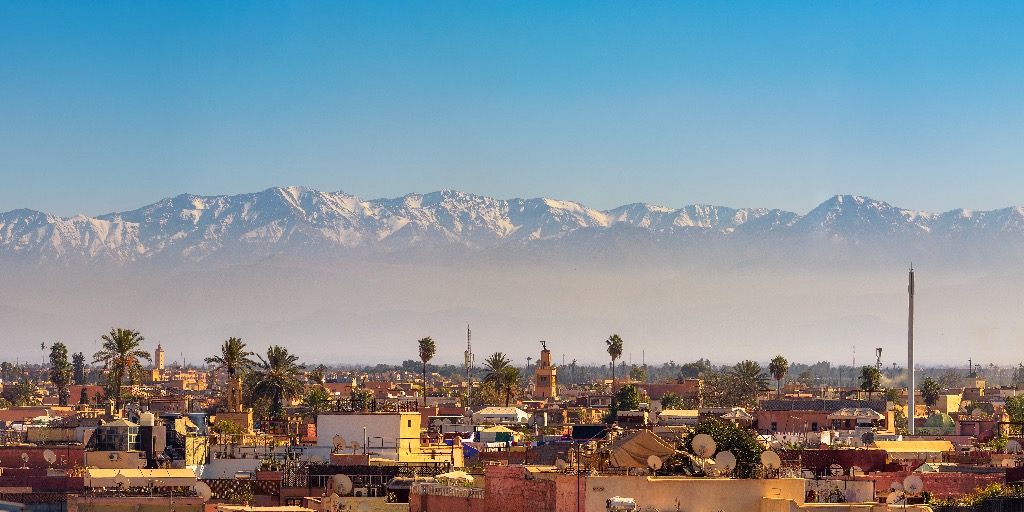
[907,265,915,435]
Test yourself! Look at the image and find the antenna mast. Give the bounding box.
[464,325,474,381]
[908,265,915,435]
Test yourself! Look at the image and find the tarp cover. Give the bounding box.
[608,430,675,469]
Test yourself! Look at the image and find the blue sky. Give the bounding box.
[2,1,1023,217]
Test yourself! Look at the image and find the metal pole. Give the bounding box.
[908,265,915,435]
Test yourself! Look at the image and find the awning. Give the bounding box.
[85,468,198,488]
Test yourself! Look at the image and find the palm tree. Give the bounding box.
[418,336,436,405]
[482,352,521,407]
[920,377,942,409]
[206,337,257,413]
[606,334,624,384]
[250,345,305,419]
[768,355,789,398]
[205,337,256,377]
[729,360,770,407]
[92,328,151,410]
[859,366,882,399]
[48,342,73,406]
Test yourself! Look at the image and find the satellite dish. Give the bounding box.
[43,450,56,465]
[1006,440,1022,454]
[351,440,360,453]
[972,408,984,418]
[691,434,717,458]
[850,466,864,476]
[555,459,567,471]
[333,435,346,451]
[332,474,354,496]
[647,455,663,471]
[890,481,904,492]
[20,453,29,464]
[829,463,843,476]
[195,481,212,501]
[760,450,781,470]
[904,475,925,495]
[714,451,736,472]
[886,491,906,505]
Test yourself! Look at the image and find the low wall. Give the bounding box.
[857,471,1004,499]
[583,476,806,512]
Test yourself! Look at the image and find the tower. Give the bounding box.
[464,325,474,380]
[532,341,558,400]
[155,343,165,371]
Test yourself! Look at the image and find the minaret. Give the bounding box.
[533,341,558,399]
[907,265,915,435]
[155,343,165,371]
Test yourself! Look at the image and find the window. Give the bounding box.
[771,422,778,431]
[811,422,818,432]
[408,420,412,428]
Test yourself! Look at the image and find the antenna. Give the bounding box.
[1006,440,1022,453]
[465,325,474,380]
[647,455,663,474]
[760,451,781,472]
[43,450,56,466]
[20,453,29,467]
[908,264,916,435]
[829,463,843,476]
[904,475,924,495]
[331,474,353,496]
[555,459,567,471]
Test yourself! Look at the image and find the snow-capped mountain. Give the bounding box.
[1,189,1023,263]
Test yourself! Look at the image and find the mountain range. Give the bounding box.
[3,187,1024,264]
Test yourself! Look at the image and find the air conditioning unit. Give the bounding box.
[353,487,368,497]
[109,453,120,461]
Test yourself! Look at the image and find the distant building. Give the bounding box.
[532,342,557,400]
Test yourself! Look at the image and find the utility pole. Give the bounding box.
[908,264,915,435]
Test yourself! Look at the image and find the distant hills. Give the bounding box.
[2,187,1024,264]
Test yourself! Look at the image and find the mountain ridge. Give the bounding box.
[2,188,1023,263]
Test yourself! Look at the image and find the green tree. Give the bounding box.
[768,355,789,398]
[606,334,624,383]
[78,387,90,405]
[0,362,15,382]
[1004,395,1024,436]
[937,369,961,390]
[350,388,374,411]
[660,391,686,410]
[796,369,814,387]
[678,359,712,380]
[5,376,37,406]
[729,360,770,407]
[859,366,882,399]
[629,364,647,383]
[92,328,151,410]
[675,418,764,478]
[48,342,73,406]
[418,336,436,405]
[920,377,942,409]
[1012,363,1024,389]
[72,352,86,385]
[309,364,327,385]
[250,345,305,420]
[300,386,333,418]
[607,383,644,423]
[482,352,520,407]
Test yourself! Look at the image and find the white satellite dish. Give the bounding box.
[195,481,212,501]
[647,455,663,471]
[829,463,843,476]
[850,465,864,476]
[20,453,29,465]
[714,451,736,473]
[332,474,354,496]
[333,435,346,451]
[972,408,984,418]
[760,450,781,470]
[890,481,904,492]
[886,491,906,505]
[351,440,360,453]
[904,475,924,495]
[1006,440,1022,454]
[43,450,56,465]
[554,459,567,471]
[691,434,717,458]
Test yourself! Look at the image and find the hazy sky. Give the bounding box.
[3,2,1024,217]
